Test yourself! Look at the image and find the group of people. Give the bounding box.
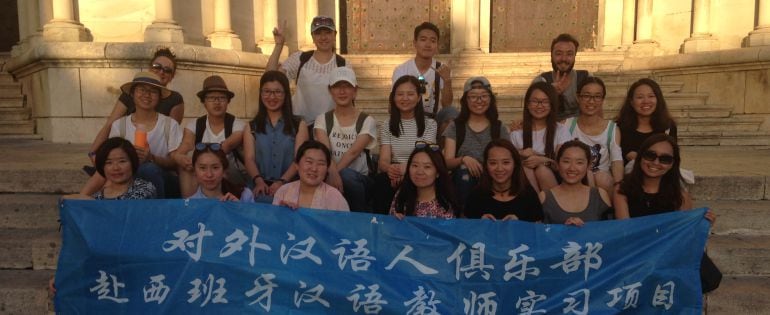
[66,17,716,229]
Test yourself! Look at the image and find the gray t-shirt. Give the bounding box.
[542,187,608,224]
[443,121,510,162]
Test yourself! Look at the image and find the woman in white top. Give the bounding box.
[511,82,571,192]
[566,76,623,196]
[176,75,246,197]
[373,75,438,213]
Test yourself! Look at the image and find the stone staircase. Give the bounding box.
[347,53,770,146]
[0,53,37,140]
[0,140,768,314]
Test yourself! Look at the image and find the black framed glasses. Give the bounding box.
[641,150,675,165]
[578,94,604,102]
[151,63,174,74]
[195,143,222,152]
[415,141,440,152]
[527,99,550,107]
[204,96,229,103]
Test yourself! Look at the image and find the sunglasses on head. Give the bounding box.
[151,63,174,74]
[641,150,674,165]
[414,141,440,152]
[195,143,222,152]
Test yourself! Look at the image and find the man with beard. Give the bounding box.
[533,34,590,120]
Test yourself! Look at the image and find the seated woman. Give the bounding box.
[615,78,678,167]
[176,75,246,197]
[390,142,458,219]
[374,75,438,213]
[64,137,156,200]
[272,140,349,211]
[79,72,183,198]
[540,140,611,226]
[188,143,254,202]
[443,76,508,208]
[511,82,571,192]
[464,139,542,222]
[243,71,309,203]
[566,76,623,196]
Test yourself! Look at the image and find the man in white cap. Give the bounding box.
[266,16,351,132]
[313,67,377,212]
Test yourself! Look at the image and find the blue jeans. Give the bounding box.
[452,166,478,209]
[136,162,179,198]
[340,168,373,212]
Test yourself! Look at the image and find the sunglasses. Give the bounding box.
[195,142,222,152]
[641,150,674,165]
[151,63,174,74]
[415,141,440,152]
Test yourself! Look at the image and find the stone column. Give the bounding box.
[462,0,483,53]
[257,0,281,54]
[208,0,242,50]
[300,0,318,51]
[749,0,770,46]
[598,0,624,50]
[682,0,718,52]
[144,0,184,43]
[479,0,490,53]
[630,0,661,55]
[621,0,635,46]
[42,0,87,42]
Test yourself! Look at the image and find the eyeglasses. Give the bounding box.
[414,141,440,152]
[195,143,222,152]
[527,99,550,107]
[205,96,229,103]
[261,89,285,97]
[641,150,675,165]
[578,94,604,102]
[134,85,160,96]
[150,63,174,74]
[467,94,491,102]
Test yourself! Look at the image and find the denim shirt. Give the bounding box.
[252,117,296,181]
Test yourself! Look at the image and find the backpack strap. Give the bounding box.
[540,71,554,84]
[433,61,442,115]
[249,120,258,138]
[576,70,589,87]
[194,115,207,144]
[224,113,235,138]
[296,50,315,82]
[163,117,171,148]
[324,110,335,138]
[355,112,369,133]
[569,117,578,135]
[606,121,616,150]
[335,54,346,67]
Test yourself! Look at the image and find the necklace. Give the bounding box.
[492,186,511,193]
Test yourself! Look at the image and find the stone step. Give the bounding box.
[679,130,770,146]
[0,107,31,121]
[0,168,83,194]
[678,116,765,132]
[0,194,61,230]
[0,269,54,314]
[0,134,43,141]
[707,234,770,276]
[0,96,24,108]
[0,228,60,270]
[705,276,770,314]
[697,200,770,235]
[0,120,34,135]
[0,83,21,96]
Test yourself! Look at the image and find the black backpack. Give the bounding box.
[324,110,377,176]
[195,113,244,164]
[296,50,346,82]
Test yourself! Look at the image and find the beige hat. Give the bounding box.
[196,75,235,101]
[120,71,172,98]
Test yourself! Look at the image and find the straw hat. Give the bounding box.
[120,71,172,98]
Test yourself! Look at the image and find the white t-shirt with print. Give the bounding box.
[565,117,623,171]
[109,114,182,158]
[314,112,377,175]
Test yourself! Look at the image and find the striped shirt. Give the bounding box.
[380,118,437,164]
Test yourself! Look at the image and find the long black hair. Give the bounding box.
[615,78,675,132]
[455,80,501,146]
[393,147,458,217]
[477,139,527,197]
[619,134,684,210]
[522,82,559,159]
[252,70,300,135]
[389,75,427,138]
[193,145,244,199]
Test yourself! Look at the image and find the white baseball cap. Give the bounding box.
[328,67,357,87]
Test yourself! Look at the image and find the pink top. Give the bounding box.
[272,181,350,211]
[389,192,455,219]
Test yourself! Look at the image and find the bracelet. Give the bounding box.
[252,175,263,184]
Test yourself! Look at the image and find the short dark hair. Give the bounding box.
[296,140,332,166]
[550,33,579,52]
[413,22,440,41]
[151,47,177,71]
[95,137,139,178]
[556,140,591,185]
[577,76,607,98]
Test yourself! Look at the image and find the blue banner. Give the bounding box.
[55,200,710,314]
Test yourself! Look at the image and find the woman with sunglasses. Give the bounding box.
[443,77,508,208]
[540,140,611,226]
[615,78,678,166]
[511,82,571,192]
[373,75,438,213]
[464,139,542,221]
[176,75,247,197]
[243,71,310,203]
[390,142,458,219]
[188,143,253,202]
[87,48,184,167]
[273,140,349,211]
[566,76,623,197]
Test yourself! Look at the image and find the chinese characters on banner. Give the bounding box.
[55,200,710,314]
